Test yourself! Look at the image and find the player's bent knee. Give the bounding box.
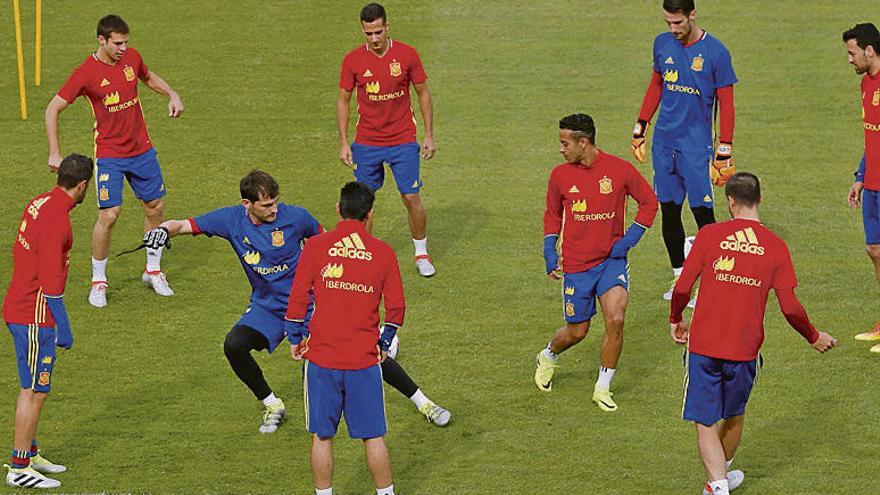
[97,206,122,227]
[605,314,626,333]
[866,244,880,259]
[566,322,590,340]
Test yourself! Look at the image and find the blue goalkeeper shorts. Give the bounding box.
[351,141,422,194]
[562,257,629,324]
[862,188,880,245]
[682,351,762,426]
[304,361,386,439]
[95,147,166,208]
[236,302,313,353]
[652,144,714,208]
[7,324,57,393]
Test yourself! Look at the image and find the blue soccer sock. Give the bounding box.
[28,439,37,457]
[10,449,29,468]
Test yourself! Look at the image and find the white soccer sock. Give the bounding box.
[410,389,429,409]
[376,484,394,495]
[315,488,332,495]
[413,237,428,256]
[146,246,163,273]
[262,393,280,407]
[542,345,558,360]
[596,366,616,389]
[726,458,733,470]
[673,266,683,277]
[708,479,729,495]
[92,257,108,282]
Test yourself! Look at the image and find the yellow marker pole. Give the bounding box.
[35,0,41,86]
[13,0,28,119]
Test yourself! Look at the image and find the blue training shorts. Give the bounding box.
[652,144,714,208]
[682,351,761,426]
[7,324,57,393]
[562,257,629,324]
[862,189,880,245]
[351,141,422,194]
[236,302,313,353]
[95,147,166,208]
[304,361,386,439]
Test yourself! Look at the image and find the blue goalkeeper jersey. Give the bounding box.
[652,30,738,151]
[190,204,322,316]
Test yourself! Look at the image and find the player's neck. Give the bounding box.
[368,40,391,57]
[733,210,760,222]
[870,60,880,77]
[94,50,118,66]
[577,148,600,167]
[682,28,703,47]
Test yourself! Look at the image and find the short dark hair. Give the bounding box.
[360,3,387,24]
[663,0,695,15]
[97,15,129,39]
[725,172,761,207]
[339,181,375,220]
[843,23,880,53]
[559,113,596,144]
[240,170,279,202]
[57,154,94,188]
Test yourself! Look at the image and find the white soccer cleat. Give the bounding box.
[259,400,287,434]
[29,452,66,474]
[415,255,436,277]
[142,271,174,297]
[387,334,400,360]
[702,470,744,495]
[5,465,61,489]
[89,281,108,308]
[418,400,451,427]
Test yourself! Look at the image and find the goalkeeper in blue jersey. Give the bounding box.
[143,170,450,433]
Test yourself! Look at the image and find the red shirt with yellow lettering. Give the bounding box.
[862,71,880,191]
[543,151,658,273]
[57,48,152,158]
[285,220,405,370]
[3,188,75,326]
[340,40,427,146]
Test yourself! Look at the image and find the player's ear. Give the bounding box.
[335,202,341,216]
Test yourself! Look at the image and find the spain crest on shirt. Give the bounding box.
[272,230,285,247]
[389,60,401,77]
[124,65,135,81]
[691,56,704,72]
[873,89,880,107]
[599,176,613,195]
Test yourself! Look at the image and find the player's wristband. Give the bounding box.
[45,295,73,349]
[608,223,647,259]
[543,234,560,274]
[856,153,866,183]
[632,120,648,139]
[378,324,398,352]
[284,319,308,345]
[715,142,732,160]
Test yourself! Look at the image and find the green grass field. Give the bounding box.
[1,1,878,493]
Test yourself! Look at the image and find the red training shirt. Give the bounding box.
[543,151,658,273]
[340,40,427,146]
[57,48,152,159]
[285,219,405,370]
[670,218,805,361]
[862,71,880,191]
[3,188,75,326]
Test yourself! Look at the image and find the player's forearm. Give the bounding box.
[776,288,820,344]
[418,89,434,137]
[632,180,659,227]
[669,267,700,323]
[637,71,663,122]
[856,152,866,182]
[336,97,351,145]
[144,71,179,99]
[159,219,192,237]
[44,99,65,154]
[717,85,735,144]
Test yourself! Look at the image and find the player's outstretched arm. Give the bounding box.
[144,71,184,117]
[413,81,435,160]
[45,95,70,171]
[336,88,355,167]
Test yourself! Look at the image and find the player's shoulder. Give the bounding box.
[653,32,677,49]
[702,32,731,55]
[278,203,317,223]
[124,47,143,61]
[343,44,366,62]
[391,39,418,54]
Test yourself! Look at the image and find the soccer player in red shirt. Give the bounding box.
[286,182,403,495]
[2,154,93,489]
[44,14,184,308]
[669,173,837,495]
[843,24,880,352]
[534,114,658,413]
[337,3,437,277]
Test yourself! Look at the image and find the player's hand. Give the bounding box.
[143,227,170,249]
[710,143,735,186]
[421,135,436,160]
[848,181,864,208]
[291,337,309,360]
[47,153,62,173]
[379,350,388,363]
[811,332,838,353]
[630,120,648,164]
[670,320,689,345]
[547,268,563,281]
[167,93,184,118]
[339,143,355,169]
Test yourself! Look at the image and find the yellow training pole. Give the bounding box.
[13,0,28,119]
[35,0,41,86]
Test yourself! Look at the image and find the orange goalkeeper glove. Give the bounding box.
[710,142,734,186]
[631,120,649,164]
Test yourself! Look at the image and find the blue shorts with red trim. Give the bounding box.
[682,351,761,426]
[351,141,422,194]
[562,257,629,323]
[652,144,714,208]
[7,324,57,393]
[95,147,166,208]
[304,361,386,439]
[862,188,880,245]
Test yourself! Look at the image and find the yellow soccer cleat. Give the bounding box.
[855,323,880,341]
[258,399,286,434]
[534,351,558,392]
[592,385,618,412]
[871,343,880,354]
[29,451,66,474]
